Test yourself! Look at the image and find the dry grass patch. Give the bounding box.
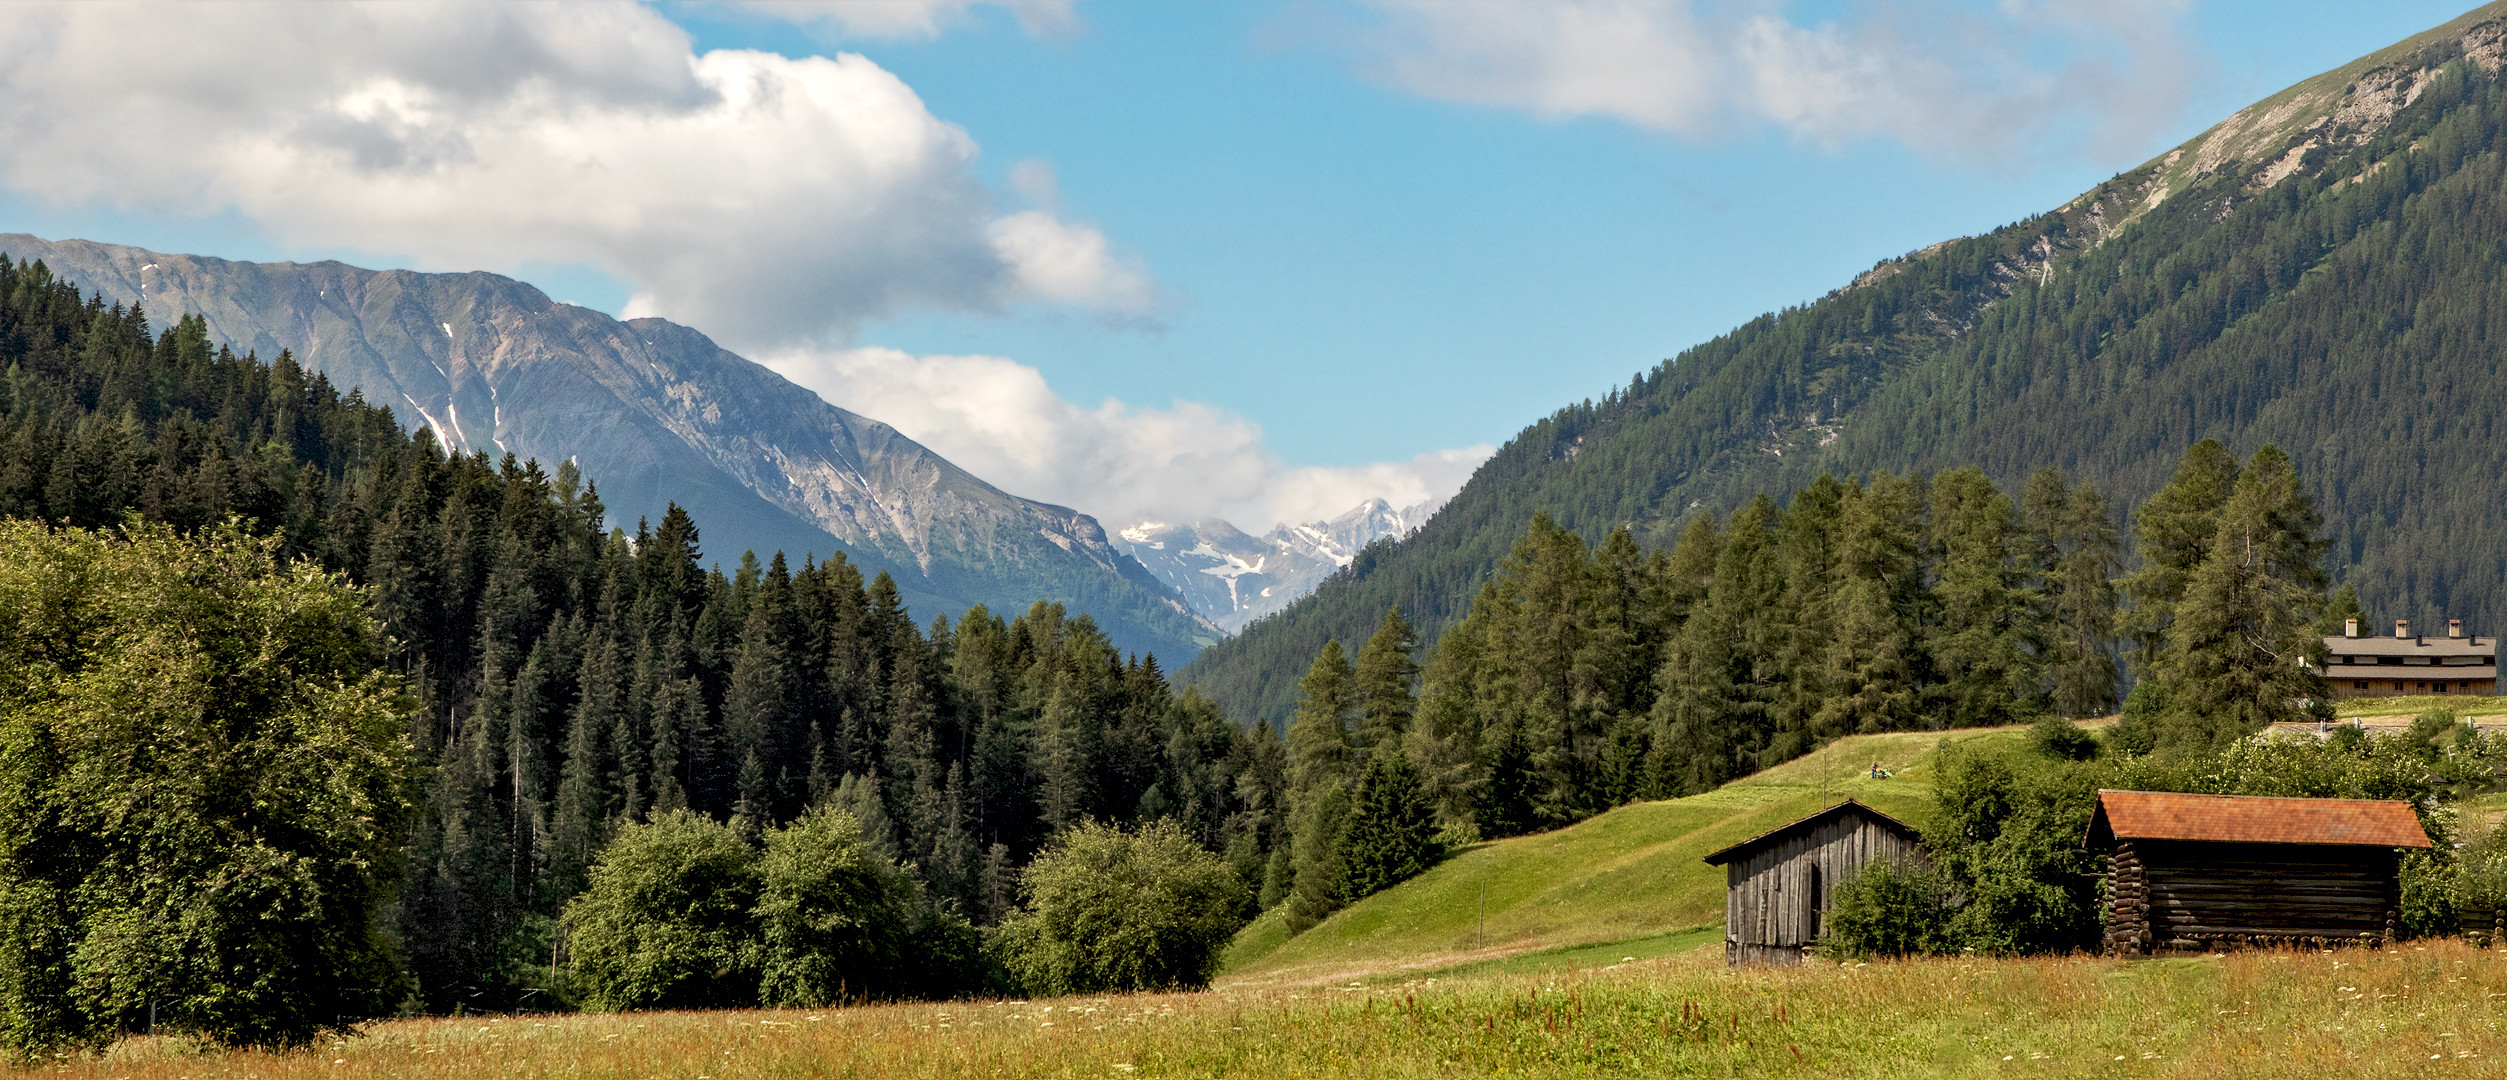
[31,940,2507,1079]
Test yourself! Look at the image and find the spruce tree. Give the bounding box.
[2022,468,2122,718]
[1926,467,2044,727]
[1340,754,1444,899]
[1350,608,1420,763]
[2141,446,2331,752]
[1282,782,1350,933]
[1813,474,1929,739]
[1285,640,1355,798]
[2118,440,2240,673]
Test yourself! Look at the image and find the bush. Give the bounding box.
[2028,716,2101,761]
[754,807,917,1007]
[1820,858,1952,959]
[0,521,415,1056]
[564,812,762,1011]
[993,820,1250,995]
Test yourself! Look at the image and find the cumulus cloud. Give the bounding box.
[1354,0,2202,161]
[762,345,1494,530]
[0,1,1153,346]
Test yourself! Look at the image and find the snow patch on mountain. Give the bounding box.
[1111,497,1435,633]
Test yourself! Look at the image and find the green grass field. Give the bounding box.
[2333,694,2507,720]
[36,716,2507,1079]
[1219,727,2009,988]
[47,941,2507,1079]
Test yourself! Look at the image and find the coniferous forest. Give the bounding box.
[0,258,1286,1015]
[1187,40,2507,726]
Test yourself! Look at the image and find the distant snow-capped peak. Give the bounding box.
[1107,497,1436,632]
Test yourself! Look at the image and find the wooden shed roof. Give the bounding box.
[1702,798,1920,866]
[2085,790,2432,850]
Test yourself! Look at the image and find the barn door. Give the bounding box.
[1807,864,1824,941]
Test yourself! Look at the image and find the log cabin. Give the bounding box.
[1702,799,1925,966]
[2087,790,2433,955]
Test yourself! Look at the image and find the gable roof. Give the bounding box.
[2322,634,2493,659]
[2085,790,2432,849]
[1701,798,1921,866]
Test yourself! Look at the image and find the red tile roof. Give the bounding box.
[2086,790,2432,849]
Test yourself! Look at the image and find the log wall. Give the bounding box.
[1723,813,1922,966]
[2103,840,2398,954]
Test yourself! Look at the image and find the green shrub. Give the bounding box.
[754,807,917,1007]
[1819,858,1952,960]
[564,812,761,1011]
[993,820,1250,995]
[2028,716,2101,761]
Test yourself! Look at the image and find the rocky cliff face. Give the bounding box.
[1,234,1217,660]
[1114,498,1431,632]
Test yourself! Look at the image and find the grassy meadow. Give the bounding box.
[2331,694,2507,721]
[37,940,2507,1079]
[35,710,2507,1079]
[1220,727,1986,988]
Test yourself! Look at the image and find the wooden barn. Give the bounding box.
[1702,799,1925,966]
[2087,790,2433,955]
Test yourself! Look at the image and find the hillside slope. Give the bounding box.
[1186,3,2507,724]
[0,236,1216,660]
[1217,727,1995,988]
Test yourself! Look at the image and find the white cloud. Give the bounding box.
[763,345,1493,530]
[0,1,1151,346]
[1354,0,2202,161]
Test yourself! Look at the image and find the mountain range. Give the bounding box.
[1182,2,2507,724]
[0,234,1221,660]
[1110,498,1433,633]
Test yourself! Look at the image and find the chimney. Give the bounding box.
[2345,618,2360,638]
[2395,619,2411,639]
[2451,619,2465,639]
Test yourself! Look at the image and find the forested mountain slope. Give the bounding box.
[1187,4,2507,724]
[0,261,1282,1008]
[0,235,1215,661]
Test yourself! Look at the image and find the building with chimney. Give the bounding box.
[2320,618,2497,698]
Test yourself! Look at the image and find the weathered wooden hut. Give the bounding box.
[1702,799,1925,966]
[2087,790,2433,955]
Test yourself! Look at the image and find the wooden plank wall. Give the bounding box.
[2104,840,2398,953]
[1724,814,1922,965]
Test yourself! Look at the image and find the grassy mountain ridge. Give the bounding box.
[1184,3,2507,725]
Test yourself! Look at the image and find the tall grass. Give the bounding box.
[36,940,2507,1079]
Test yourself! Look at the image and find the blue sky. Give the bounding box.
[0,0,2480,527]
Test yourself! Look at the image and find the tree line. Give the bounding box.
[1260,440,2336,933]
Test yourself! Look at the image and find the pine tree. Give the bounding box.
[1473,718,1540,839]
[2141,446,2331,752]
[2119,440,2240,673]
[2022,468,2123,718]
[1284,641,1355,799]
[1282,782,1350,933]
[1340,754,1444,899]
[1926,467,2044,727]
[1350,608,1420,763]
[1813,474,1928,739]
